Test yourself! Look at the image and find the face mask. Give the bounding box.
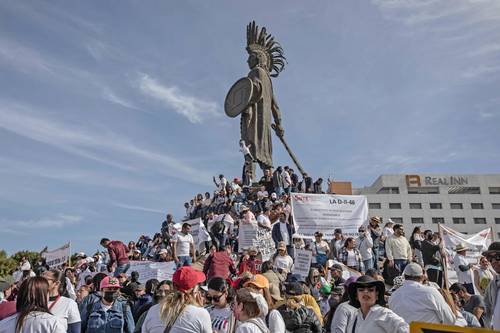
[103,291,118,303]
[249,255,256,260]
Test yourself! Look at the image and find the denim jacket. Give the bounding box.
[86,299,135,333]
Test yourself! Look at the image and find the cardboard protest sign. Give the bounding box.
[293,249,313,280]
[42,243,70,268]
[175,218,211,247]
[238,222,276,261]
[128,261,176,283]
[439,225,492,289]
[291,193,368,239]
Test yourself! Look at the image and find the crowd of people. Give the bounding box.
[0,168,499,333]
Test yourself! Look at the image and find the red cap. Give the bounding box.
[100,276,121,289]
[172,267,206,293]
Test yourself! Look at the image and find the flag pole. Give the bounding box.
[438,224,449,289]
[68,242,71,266]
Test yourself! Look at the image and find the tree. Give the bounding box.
[0,250,17,277]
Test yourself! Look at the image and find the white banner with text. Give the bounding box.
[42,243,70,268]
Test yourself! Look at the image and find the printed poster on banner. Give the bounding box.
[238,222,276,261]
[440,225,492,288]
[290,193,368,239]
[293,249,313,280]
[42,243,70,268]
[128,261,177,283]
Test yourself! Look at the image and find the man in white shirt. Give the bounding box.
[385,224,412,273]
[256,208,272,230]
[389,262,456,325]
[281,166,292,195]
[453,243,475,295]
[172,223,196,268]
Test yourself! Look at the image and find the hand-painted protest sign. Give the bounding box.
[293,249,313,280]
[128,261,177,283]
[439,225,492,290]
[291,193,368,239]
[238,222,276,261]
[42,243,70,268]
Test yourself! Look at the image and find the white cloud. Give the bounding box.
[101,87,138,110]
[0,102,213,186]
[112,202,164,214]
[4,214,82,229]
[0,37,53,73]
[138,74,219,124]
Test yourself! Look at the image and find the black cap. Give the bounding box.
[286,282,304,296]
[334,228,342,234]
[482,241,500,256]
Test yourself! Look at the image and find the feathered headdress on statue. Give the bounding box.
[246,21,286,77]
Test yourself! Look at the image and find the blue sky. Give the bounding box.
[1,0,499,255]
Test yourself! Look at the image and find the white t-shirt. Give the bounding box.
[173,233,194,257]
[208,306,232,333]
[240,144,251,156]
[256,214,271,229]
[142,304,212,333]
[48,296,81,331]
[142,304,164,333]
[279,222,290,246]
[453,254,473,284]
[346,249,358,267]
[274,255,294,272]
[493,291,500,330]
[235,317,269,333]
[267,309,285,333]
[0,312,65,333]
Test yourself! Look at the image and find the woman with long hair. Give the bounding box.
[0,277,64,333]
[233,288,270,333]
[473,256,497,296]
[206,277,235,333]
[340,238,362,272]
[143,266,211,332]
[41,269,81,333]
[409,227,424,265]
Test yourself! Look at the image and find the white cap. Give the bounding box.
[403,262,423,277]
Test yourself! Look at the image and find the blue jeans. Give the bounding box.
[176,256,192,268]
[363,258,373,273]
[113,263,130,277]
[372,246,380,272]
[394,259,409,274]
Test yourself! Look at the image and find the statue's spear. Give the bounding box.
[271,124,307,177]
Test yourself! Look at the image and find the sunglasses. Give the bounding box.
[486,253,500,263]
[357,286,376,293]
[206,294,224,302]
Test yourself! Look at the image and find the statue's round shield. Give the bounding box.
[224,77,253,118]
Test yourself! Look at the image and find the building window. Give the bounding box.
[430,203,442,209]
[377,187,400,194]
[448,187,481,194]
[474,218,487,224]
[390,217,403,224]
[489,187,500,194]
[411,217,424,224]
[432,217,445,224]
[496,218,500,225]
[492,203,500,209]
[453,217,466,224]
[471,203,484,209]
[498,232,500,239]
[389,203,401,209]
[408,187,439,194]
[450,203,463,209]
[369,203,381,209]
[409,203,422,209]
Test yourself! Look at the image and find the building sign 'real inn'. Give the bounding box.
[406,175,469,187]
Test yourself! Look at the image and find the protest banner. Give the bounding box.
[238,222,276,261]
[439,225,492,289]
[410,321,494,333]
[290,193,368,239]
[128,261,177,283]
[293,249,313,280]
[42,242,70,268]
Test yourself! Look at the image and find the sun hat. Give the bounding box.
[76,252,86,258]
[482,241,500,256]
[243,274,269,290]
[348,275,386,308]
[454,243,469,252]
[370,216,381,223]
[403,263,424,277]
[172,266,206,293]
[247,247,258,255]
[277,241,287,251]
[100,276,121,289]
